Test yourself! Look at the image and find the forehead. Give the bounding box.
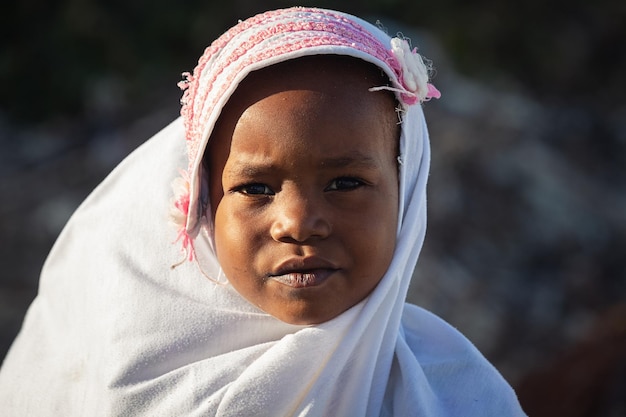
[225,55,394,118]
[208,55,398,155]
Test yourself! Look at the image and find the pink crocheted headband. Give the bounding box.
[171,6,440,261]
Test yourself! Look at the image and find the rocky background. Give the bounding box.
[1,1,624,415]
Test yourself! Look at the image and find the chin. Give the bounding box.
[271,304,346,326]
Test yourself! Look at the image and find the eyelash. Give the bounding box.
[232,183,274,196]
[231,177,366,196]
[325,177,366,191]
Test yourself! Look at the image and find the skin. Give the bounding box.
[206,56,400,325]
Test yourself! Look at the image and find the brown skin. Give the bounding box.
[206,56,400,325]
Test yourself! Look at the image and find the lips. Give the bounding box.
[269,257,339,288]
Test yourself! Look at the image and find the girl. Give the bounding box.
[0,7,526,416]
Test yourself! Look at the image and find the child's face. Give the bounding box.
[207,57,399,325]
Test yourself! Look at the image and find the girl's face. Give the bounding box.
[207,57,399,324]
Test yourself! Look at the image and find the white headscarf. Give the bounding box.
[0,7,525,417]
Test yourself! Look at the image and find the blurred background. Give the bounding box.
[1,1,624,415]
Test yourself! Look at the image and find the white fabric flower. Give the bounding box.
[389,37,440,104]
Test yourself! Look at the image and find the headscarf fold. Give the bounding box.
[0,7,525,416]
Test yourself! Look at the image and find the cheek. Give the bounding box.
[344,191,398,273]
[370,208,398,267]
[364,218,398,291]
[214,205,244,267]
[371,175,400,269]
[213,203,264,274]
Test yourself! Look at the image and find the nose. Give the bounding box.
[269,188,331,243]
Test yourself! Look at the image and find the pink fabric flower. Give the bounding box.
[170,169,195,261]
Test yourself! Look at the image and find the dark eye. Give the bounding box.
[235,183,274,195]
[325,177,364,191]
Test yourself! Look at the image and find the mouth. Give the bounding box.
[269,257,339,288]
[269,269,336,288]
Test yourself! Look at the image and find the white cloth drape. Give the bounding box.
[0,7,526,417]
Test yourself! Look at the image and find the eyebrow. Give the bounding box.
[319,152,379,169]
[226,152,380,177]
